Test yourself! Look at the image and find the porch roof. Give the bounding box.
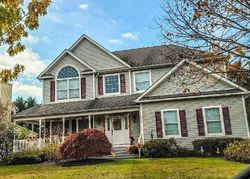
[13,94,140,120]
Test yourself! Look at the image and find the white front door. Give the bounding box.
[105,115,130,146]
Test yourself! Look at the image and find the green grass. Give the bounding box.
[0,158,248,179]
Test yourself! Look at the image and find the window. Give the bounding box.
[162,110,180,137]
[104,74,119,94]
[204,107,223,135]
[57,66,79,100]
[134,71,151,92]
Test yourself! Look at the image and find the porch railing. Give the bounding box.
[14,139,45,152]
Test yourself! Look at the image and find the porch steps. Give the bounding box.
[105,146,139,159]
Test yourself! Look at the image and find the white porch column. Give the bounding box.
[62,117,65,143]
[31,123,34,133]
[69,119,72,134]
[13,121,16,153]
[49,121,52,143]
[92,115,95,128]
[88,115,91,128]
[76,119,79,132]
[38,119,42,148]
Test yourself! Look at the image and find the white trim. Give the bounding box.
[139,103,144,144]
[38,50,96,79]
[136,59,248,102]
[137,92,249,103]
[69,34,131,68]
[55,64,81,102]
[136,60,186,101]
[133,70,152,94]
[103,73,121,96]
[161,109,182,138]
[66,51,96,72]
[242,96,250,137]
[202,106,225,137]
[188,60,248,92]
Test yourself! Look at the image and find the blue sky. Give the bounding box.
[0,0,165,103]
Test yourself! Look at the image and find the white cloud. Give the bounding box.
[46,13,62,23]
[108,39,123,44]
[75,24,83,28]
[121,32,139,41]
[23,35,40,44]
[79,3,88,9]
[0,49,46,77]
[13,81,42,99]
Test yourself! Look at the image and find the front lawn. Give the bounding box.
[0,158,248,179]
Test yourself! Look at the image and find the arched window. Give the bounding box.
[57,66,79,100]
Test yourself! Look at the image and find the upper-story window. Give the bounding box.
[104,74,120,94]
[57,66,80,100]
[134,71,151,93]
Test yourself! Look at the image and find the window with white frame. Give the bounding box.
[162,110,180,136]
[57,66,80,100]
[204,107,223,134]
[134,71,151,92]
[104,74,120,94]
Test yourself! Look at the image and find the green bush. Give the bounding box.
[41,144,60,162]
[142,138,188,158]
[3,149,45,165]
[224,139,250,163]
[192,138,243,157]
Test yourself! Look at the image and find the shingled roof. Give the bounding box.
[113,44,211,67]
[13,94,140,119]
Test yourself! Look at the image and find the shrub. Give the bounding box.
[42,144,60,162]
[3,149,45,165]
[192,138,243,157]
[59,128,112,160]
[0,119,14,160]
[142,138,187,158]
[224,139,250,163]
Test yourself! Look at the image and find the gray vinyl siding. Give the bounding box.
[130,112,140,141]
[48,54,89,75]
[141,96,248,148]
[72,39,126,70]
[147,65,234,97]
[131,67,172,94]
[85,74,94,99]
[96,71,130,97]
[43,79,51,104]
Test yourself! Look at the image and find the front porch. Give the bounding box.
[14,110,141,152]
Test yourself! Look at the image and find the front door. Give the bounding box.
[105,115,130,146]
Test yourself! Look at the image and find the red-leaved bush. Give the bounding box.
[59,128,112,159]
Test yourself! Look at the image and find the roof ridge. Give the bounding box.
[112,44,172,53]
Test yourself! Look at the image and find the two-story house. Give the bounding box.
[13,35,250,149]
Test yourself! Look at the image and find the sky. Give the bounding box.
[0,0,165,103]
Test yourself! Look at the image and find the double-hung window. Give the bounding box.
[104,74,120,94]
[57,66,80,100]
[134,71,151,92]
[204,107,223,135]
[162,109,180,137]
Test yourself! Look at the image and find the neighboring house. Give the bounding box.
[0,83,17,122]
[12,35,250,148]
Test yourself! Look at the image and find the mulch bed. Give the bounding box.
[57,158,114,167]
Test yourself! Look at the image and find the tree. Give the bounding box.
[0,0,51,83]
[13,96,38,112]
[26,97,38,109]
[0,102,14,159]
[158,0,250,85]
[13,97,26,112]
[0,0,51,56]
